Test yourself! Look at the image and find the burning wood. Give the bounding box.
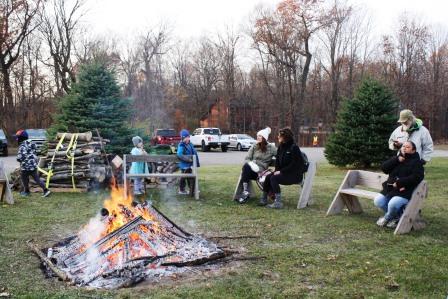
[33,187,226,288]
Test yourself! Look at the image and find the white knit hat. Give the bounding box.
[257,127,271,141]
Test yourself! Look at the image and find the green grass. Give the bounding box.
[1,159,447,298]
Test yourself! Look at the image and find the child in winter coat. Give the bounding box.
[129,136,149,195]
[15,129,51,197]
[176,129,200,195]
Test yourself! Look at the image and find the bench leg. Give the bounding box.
[326,170,361,215]
[297,161,316,209]
[233,173,243,200]
[394,182,427,235]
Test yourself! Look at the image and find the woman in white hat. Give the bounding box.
[237,127,277,204]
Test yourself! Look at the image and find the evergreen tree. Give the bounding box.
[325,78,398,168]
[49,62,136,155]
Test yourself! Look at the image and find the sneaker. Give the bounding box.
[42,190,51,198]
[386,218,399,228]
[376,217,388,227]
[20,191,30,197]
[238,191,250,204]
[134,191,143,196]
[178,190,188,195]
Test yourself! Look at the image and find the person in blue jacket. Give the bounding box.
[177,129,200,195]
[129,136,149,195]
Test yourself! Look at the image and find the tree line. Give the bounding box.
[1,0,448,141]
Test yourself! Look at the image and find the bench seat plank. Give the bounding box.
[340,188,379,199]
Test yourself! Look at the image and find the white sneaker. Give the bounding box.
[386,219,399,228]
[376,217,388,227]
[42,190,51,198]
[178,190,188,195]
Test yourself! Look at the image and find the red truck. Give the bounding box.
[151,129,182,146]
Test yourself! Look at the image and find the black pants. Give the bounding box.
[241,163,258,183]
[263,172,301,194]
[179,168,193,192]
[21,169,46,193]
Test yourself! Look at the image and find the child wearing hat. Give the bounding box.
[176,129,200,195]
[15,129,51,197]
[129,136,149,195]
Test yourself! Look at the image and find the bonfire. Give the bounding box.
[29,187,227,288]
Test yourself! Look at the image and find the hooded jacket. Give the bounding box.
[380,151,424,200]
[388,118,433,162]
[177,141,200,170]
[275,140,305,180]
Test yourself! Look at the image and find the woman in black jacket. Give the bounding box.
[260,127,305,209]
[374,141,424,228]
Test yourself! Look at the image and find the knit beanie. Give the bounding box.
[132,136,143,146]
[180,129,190,140]
[257,127,271,141]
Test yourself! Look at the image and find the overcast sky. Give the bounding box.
[85,0,448,39]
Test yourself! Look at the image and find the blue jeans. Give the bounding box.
[133,178,143,194]
[374,194,408,221]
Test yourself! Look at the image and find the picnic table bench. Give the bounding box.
[326,170,427,235]
[123,154,199,200]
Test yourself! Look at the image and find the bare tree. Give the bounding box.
[0,0,43,135]
[39,0,84,95]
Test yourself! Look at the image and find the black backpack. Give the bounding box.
[301,151,309,173]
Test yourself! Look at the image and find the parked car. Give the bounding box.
[151,129,182,147]
[190,128,230,152]
[27,129,47,155]
[0,129,8,156]
[228,134,256,151]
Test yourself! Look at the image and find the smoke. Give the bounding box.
[78,214,107,246]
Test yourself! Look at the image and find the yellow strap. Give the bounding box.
[70,134,78,190]
[42,133,66,188]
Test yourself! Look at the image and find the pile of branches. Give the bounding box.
[12,132,112,192]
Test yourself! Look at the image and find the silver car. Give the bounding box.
[228,134,256,151]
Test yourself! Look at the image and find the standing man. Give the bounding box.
[388,109,433,163]
[15,130,51,197]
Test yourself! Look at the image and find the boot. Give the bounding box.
[267,193,283,209]
[258,192,268,206]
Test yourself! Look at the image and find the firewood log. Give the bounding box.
[56,132,92,142]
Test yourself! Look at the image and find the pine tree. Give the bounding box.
[325,78,398,168]
[49,62,137,155]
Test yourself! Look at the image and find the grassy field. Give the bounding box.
[0,159,447,298]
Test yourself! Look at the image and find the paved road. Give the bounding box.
[2,148,448,174]
[198,147,326,166]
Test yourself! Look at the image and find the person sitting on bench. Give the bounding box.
[260,127,305,209]
[237,127,277,204]
[374,141,424,228]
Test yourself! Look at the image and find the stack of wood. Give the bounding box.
[11,131,112,192]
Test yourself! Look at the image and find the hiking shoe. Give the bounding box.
[20,191,30,197]
[267,201,283,209]
[376,217,388,227]
[178,190,189,195]
[386,218,399,228]
[42,190,51,198]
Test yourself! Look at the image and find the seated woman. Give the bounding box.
[374,141,424,228]
[237,127,277,204]
[260,127,305,209]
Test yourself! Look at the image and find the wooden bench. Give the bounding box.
[326,170,427,235]
[123,155,199,200]
[232,161,316,209]
[0,161,14,204]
